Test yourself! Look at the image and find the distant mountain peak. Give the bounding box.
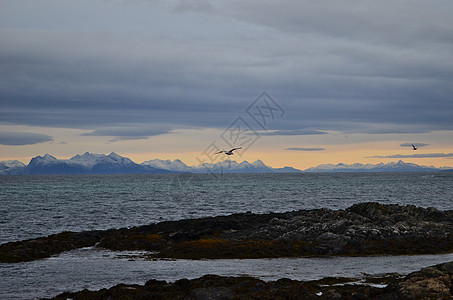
[141,158,301,173]
[2,153,451,175]
[108,152,121,158]
[0,160,26,170]
[251,159,266,166]
[1,152,173,175]
[304,161,447,172]
[70,152,105,163]
[29,154,58,165]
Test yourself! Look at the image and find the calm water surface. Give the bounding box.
[2,248,453,300]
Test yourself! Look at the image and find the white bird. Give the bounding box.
[215,147,242,155]
[412,144,418,150]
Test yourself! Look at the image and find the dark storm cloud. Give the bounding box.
[0,132,53,145]
[371,153,453,159]
[285,147,326,151]
[1,0,452,139]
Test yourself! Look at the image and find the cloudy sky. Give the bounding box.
[1,0,452,169]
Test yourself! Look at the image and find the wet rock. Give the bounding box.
[382,261,453,299]
[45,261,453,299]
[0,230,103,263]
[323,289,342,299]
[440,261,453,274]
[315,232,342,247]
[420,267,445,278]
[1,202,452,262]
[191,287,234,300]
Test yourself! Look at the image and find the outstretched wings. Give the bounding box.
[215,147,242,154]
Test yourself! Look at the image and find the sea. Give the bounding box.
[1,172,452,299]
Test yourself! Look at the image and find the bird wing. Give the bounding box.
[230,147,242,152]
[215,151,225,154]
[412,144,417,149]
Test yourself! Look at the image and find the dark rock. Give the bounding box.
[381,261,453,299]
[440,261,453,274]
[191,287,234,300]
[45,261,453,299]
[0,230,103,263]
[2,202,452,262]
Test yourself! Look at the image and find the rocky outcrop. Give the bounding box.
[45,274,389,300]
[46,261,453,299]
[0,231,104,263]
[381,261,453,299]
[152,202,453,259]
[1,202,452,262]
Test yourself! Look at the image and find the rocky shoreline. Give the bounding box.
[1,202,452,263]
[2,202,453,299]
[47,261,453,299]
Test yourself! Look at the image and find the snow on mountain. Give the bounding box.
[304,160,443,172]
[142,159,172,170]
[69,152,106,166]
[0,160,26,169]
[142,158,299,173]
[68,152,135,167]
[29,154,59,165]
[0,160,26,175]
[91,152,154,174]
[304,162,377,171]
[26,154,85,174]
[142,159,194,172]
[0,152,173,175]
[1,153,451,175]
[104,152,135,165]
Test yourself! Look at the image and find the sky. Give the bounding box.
[1,0,452,170]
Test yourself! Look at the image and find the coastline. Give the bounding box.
[1,202,452,263]
[1,202,452,298]
[46,261,453,299]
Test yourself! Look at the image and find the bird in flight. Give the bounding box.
[412,144,418,150]
[215,147,242,155]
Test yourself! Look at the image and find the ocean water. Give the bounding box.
[1,172,453,299]
[1,173,452,244]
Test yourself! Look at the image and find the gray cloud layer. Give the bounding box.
[1,0,452,140]
[0,132,53,145]
[82,126,173,141]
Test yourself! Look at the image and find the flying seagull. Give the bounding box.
[215,147,242,155]
[412,144,418,150]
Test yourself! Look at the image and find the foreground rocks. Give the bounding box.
[1,202,452,262]
[47,261,453,300]
[384,261,453,299]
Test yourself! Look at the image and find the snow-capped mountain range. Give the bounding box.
[0,152,301,175]
[0,152,172,175]
[0,153,451,175]
[141,158,301,173]
[304,160,452,172]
